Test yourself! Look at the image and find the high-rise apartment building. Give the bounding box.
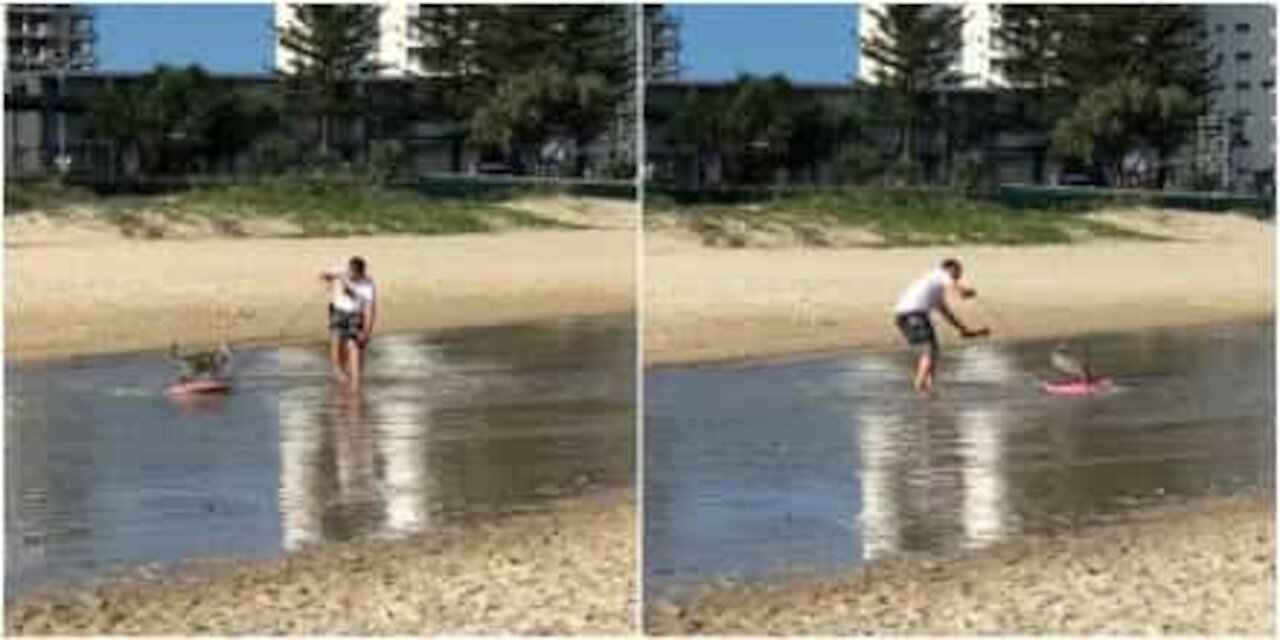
[274,2,426,77]
[1202,4,1276,188]
[857,2,1004,89]
[6,4,95,72]
[645,5,681,81]
[858,3,1276,188]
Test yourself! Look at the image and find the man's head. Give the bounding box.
[940,258,963,281]
[348,256,367,278]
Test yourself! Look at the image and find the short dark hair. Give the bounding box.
[940,258,961,272]
[349,256,367,276]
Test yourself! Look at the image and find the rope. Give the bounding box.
[970,296,1010,334]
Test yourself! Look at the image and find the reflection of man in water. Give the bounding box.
[322,257,377,387]
[892,258,989,394]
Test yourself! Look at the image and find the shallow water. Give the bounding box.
[644,322,1274,594]
[6,315,634,597]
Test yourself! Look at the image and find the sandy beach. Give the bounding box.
[5,196,638,634]
[645,208,1274,366]
[6,196,635,361]
[7,490,635,635]
[647,492,1275,635]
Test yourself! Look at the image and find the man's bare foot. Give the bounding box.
[331,369,349,383]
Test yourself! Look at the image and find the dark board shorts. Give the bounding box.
[894,311,938,353]
[328,304,365,344]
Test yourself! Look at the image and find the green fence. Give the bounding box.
[419,173,636,201]
[996,184,1274,217]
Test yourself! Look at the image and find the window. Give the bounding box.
[1236,23,1251,33]
[1236,80,1252,91]
[1264,79,1276,91]
[1215,23,1225,33]
[1237,51,1253,62]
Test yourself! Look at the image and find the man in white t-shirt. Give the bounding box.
[322,256,377,386]
[892,258,988,394]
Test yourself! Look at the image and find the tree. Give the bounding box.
[664,87,728,187]
[998,4,1214,185]
[85,65,277,179]
[276,4,381,157]
[411,5,632,175]
[1050,77,1198,187]
[468,67,613,174]
[859,4,965,181]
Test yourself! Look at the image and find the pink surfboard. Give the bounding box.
[1043,378,1113,396]
[165,378,233,396]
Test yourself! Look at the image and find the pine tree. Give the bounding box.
[859,4,965,179]
[411,5,633,175]
[276,4,381,156]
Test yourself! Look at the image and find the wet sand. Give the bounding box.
[6,197,634,362]
[7,490,635,635]
[647,492,1274,635]
[646,209,1274,366]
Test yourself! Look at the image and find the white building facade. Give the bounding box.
[274,2,430,77]
[1202,4,1276,189]
[857,2,1005,89]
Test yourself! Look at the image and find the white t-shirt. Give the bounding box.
[893,268,953,314]
[332,275,375,314]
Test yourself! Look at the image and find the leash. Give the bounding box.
[970,295,1010,333]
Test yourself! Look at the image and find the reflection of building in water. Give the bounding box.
[955,406,1011,549]
[366,333,442,537]
[274,346,331,551]
[857,346,1016,560]
[273,337,447,550]
[857,412,924,561]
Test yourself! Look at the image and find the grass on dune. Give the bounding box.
[651,188,1158,246]
[5,179,565,237]
[178,180,563,236]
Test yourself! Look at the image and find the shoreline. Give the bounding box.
[645,210,1274,368]
[7,488,637,635]
[645,311,1276,371]
[646,491,1275,635]
[6,228,634,363]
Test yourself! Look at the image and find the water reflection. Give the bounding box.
[6,315,634,596]
[645,322,1274,593]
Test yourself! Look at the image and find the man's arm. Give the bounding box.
[950,281,977,299]
[938,302,986,338]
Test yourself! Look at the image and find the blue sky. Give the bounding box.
[92,4,859,82]
[95,4,274,73]
[668,4,859,85]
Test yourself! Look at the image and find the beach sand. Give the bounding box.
[7,490,636,635]
[646,492,1275,635]
[4,196,637,634]
[645,208,1274,366]
[6,197,635,362]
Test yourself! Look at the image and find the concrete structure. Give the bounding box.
[858,2,1004,89]
[6,4,95,72]
[1202,4,1276,190]
[645,5,681,81]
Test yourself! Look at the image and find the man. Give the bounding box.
[322,256,376,386]
[892,258,989,394]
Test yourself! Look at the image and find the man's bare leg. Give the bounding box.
[330,335,349,382]
[346,340,363,388]
[915,350,936,395]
